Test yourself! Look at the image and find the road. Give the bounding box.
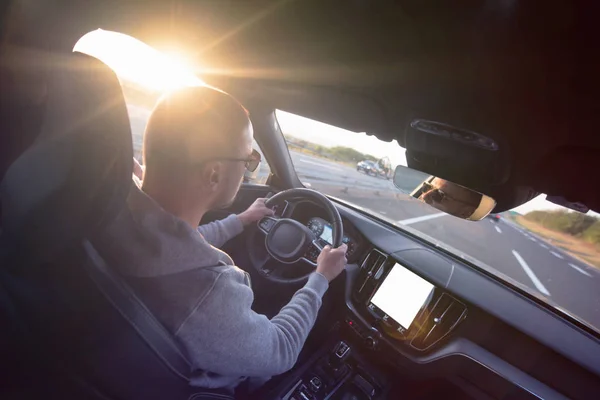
[127,105,600,334]
[286,151,600,333]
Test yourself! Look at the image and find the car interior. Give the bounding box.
[1,1,599,399]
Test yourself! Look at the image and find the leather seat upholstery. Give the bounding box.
[0,52,233,400]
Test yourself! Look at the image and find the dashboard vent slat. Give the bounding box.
[411,294,467,350]
[355,249,388,302]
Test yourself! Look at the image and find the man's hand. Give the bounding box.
[316,244,348,282]
[237,198,275,226]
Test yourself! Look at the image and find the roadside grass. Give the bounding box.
[515,216,600,269]
[287,145,357,169]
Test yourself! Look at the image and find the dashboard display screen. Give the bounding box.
[320,225,333,244]
[370,264,434,330]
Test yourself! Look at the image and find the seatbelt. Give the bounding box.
[81,240,191,381]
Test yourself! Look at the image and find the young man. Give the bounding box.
[97,86,347,390]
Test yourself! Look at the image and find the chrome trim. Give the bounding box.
[274,200,290,217]
[410,293,468,351]
[281,379,303,400]
[357,249,388,294]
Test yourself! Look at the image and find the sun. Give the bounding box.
[74,29,203,91]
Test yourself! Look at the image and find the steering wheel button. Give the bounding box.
[260,218,274,231]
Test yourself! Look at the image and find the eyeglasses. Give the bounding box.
[422,180,473,206]
[202,149,261,172]
[421,181,448,204]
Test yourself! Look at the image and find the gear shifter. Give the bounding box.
[291,342,355,400]
[327,341,351,377]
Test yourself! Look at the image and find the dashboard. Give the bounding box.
[268,198,600,400]
[304,217,359,262]
[287,201,366,265]
[349,250,467,352]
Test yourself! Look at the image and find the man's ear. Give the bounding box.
[203,162,221,189]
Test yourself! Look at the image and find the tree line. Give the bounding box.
[285,136,378,163]
[525,210,600,245]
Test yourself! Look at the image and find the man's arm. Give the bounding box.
[197,215,244,248]
[175,245,347,378]
[197,198,273,247]
[176,269,329,377]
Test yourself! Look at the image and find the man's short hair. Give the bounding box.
[143,86,250,174]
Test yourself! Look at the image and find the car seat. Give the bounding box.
[0,52,233,400]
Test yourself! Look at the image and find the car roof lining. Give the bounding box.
[4,0,598,212]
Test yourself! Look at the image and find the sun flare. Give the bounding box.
[74,29,203,91]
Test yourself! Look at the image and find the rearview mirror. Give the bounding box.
[393,165,496,221]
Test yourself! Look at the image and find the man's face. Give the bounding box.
[419,178,479,219]
[210,122,254,209]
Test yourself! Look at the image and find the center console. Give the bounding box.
[283,341,381,400]
[349,250,467,351]
[269,249,468,400]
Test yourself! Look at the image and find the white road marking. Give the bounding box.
[379,211,387,215]
[568,263,592,277]
[540,244,549,249]
[529,237,537,242]
[398,212,447,225]
[550,251,564,259]
[494,226,502,233]
[298,159,344,171]
[511,250,551,296]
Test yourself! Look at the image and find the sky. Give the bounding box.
[276,110,408,167]
[74,29,596,217]
[74,29,203,91]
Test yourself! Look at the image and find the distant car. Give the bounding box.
[487,213,501,222]
[356,160,378,175]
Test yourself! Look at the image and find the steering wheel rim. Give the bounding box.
[255,188,343,284]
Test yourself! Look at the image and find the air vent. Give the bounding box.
[354,250,387,302]
[411,294,467,351]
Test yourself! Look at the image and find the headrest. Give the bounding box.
[1,52,133,263]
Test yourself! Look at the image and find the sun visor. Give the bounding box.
[404,119,510,191]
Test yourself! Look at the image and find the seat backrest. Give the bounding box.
[0,52,232,400]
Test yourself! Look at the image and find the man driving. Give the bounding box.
[96,86,347,391]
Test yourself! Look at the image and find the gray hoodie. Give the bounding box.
[95,184,329,390]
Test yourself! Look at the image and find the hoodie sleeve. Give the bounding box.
[174,270,329,378]
[197,214,244,248]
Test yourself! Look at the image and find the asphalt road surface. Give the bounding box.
[127,105,600,334]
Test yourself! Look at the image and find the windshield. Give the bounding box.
[276,109,600,334]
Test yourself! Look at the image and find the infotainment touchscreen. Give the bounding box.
[369,263,434,331]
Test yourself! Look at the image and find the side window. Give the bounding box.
[74,29,272,184]
[126,102,154,161]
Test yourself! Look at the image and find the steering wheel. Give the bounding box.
[255,188,344,284]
